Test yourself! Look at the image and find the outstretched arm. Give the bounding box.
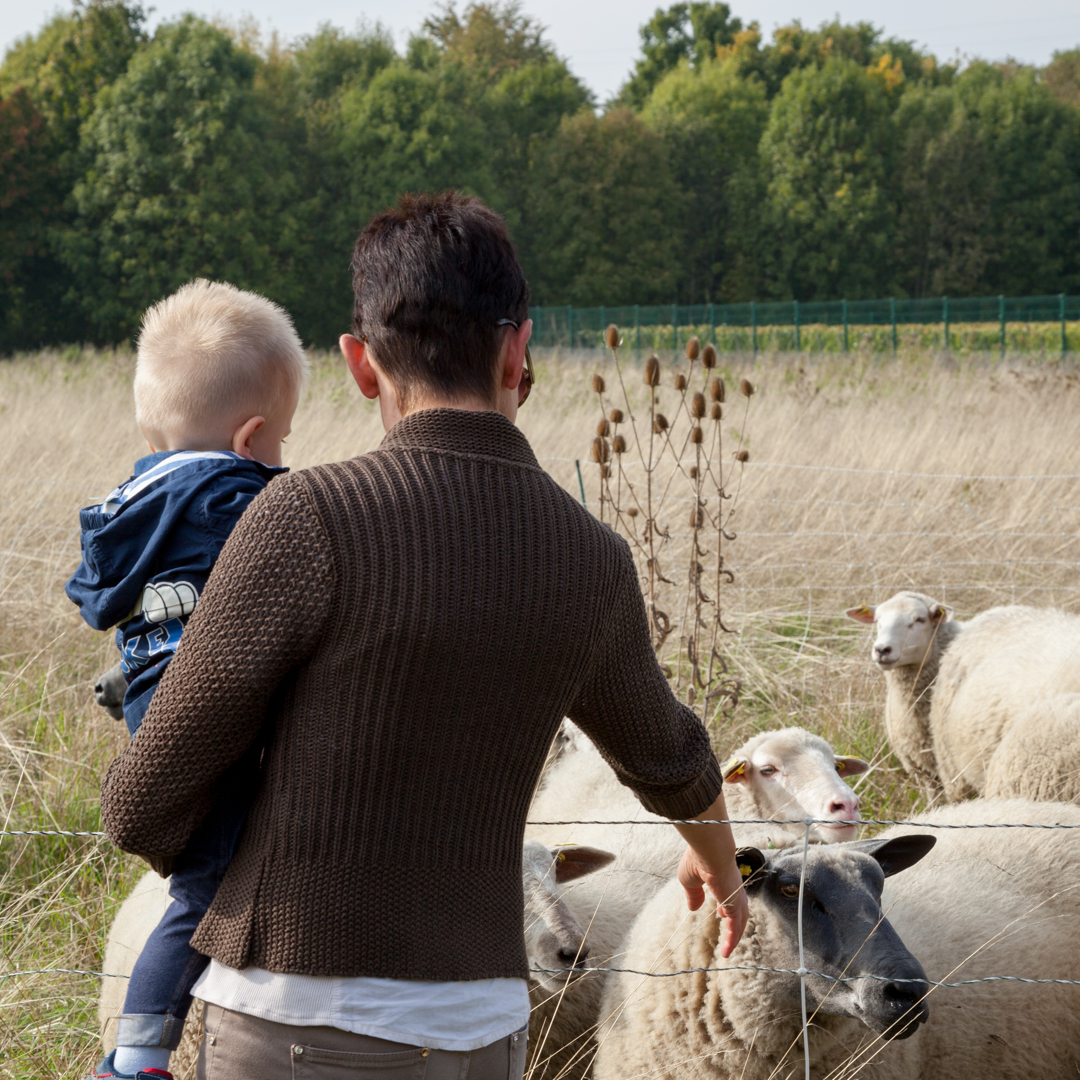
[675,792,749,958]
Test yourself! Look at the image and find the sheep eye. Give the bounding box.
[759,765,777,776]
[915,617,926,624]
[780,883,800,898]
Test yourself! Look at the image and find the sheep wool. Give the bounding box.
[594,798,1080,1080]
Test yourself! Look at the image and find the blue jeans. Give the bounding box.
[117,754,260,1051]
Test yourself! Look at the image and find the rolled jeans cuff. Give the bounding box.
[116,1012,187,1051]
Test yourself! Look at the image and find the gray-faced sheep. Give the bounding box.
[595,797,1080,1080]
[849,593,1080,800]
[525,724,869,1080]
[99,841,614,1080]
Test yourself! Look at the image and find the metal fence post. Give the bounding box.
[599,305,605,349]
[568,305,574,351]
[672,303,678,360]
[794,299,800,352]
[1062,293,1067,355]
[943,296,949,352]
[709,302,715,347]
[635,304,641,352]
[842,299,848,352]
[999,295,1005,357]
[751,301,757,356]
[891,297,897,352]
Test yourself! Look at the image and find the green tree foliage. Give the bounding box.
[0,88,61,350]
[519,109,683,305]
[641,56,767,301]
[62,17,299,341]
[1,1,1079,350]
[760,57,898,300]
[618,3,742,109]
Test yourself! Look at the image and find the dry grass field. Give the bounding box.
[2,344,1080,1077]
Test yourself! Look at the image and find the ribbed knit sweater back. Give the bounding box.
[102,410,722,980]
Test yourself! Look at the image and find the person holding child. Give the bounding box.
[92,192,748,1079]
[66,280,306,1078]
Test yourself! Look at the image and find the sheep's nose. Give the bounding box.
[873,644,891,659]
[557,946,587,965]
[830,798,858,818]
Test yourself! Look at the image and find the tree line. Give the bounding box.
[2,0,1079,351]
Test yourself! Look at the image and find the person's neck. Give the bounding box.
[381,392,514,431]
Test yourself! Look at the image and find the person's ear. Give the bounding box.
[341,334,380,400]
[232,415,265,460]
[500,319,532,393]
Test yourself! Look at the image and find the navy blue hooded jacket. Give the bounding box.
[66,450,286,735]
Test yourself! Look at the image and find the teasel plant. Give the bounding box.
[589,325,754,726]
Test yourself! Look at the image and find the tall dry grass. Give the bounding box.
[2,344,1079,1077]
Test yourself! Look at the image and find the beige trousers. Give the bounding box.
[197,1003,527,1080]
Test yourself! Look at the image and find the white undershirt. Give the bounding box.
[192,961,530,1052]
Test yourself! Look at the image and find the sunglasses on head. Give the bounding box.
[496,318,534,405]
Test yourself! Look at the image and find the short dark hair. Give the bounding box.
[350,192,529,409]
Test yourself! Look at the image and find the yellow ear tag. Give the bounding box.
[556,852,566,862]
[853,605,872,616]
[836,760,846,772]
[739,863,752,878]
[722,756,747,779]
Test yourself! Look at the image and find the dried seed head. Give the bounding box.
[735,449,750,462]
[740,378,754,398]
[597,418,610,437]
[626,506,639,518]
[689,466,698,479]
[711,403,722,421]
[591,437,610,463]
[600,464,610,479]
[653,413,669,433]
[592,374,605,394]
[685,336,700,361]
[689,507,704,528]
[674,373,687,391]
[644,356,660,386]
[702,343,717,369]
[711,377,725,402]
[690,425,703,445]
[691,392,706,418]
[605,324,620,349]
[609,408,624,424]
[612,434,626,454]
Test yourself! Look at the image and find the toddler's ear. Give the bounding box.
[232,415,266,460]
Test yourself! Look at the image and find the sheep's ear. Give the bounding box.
[845,604,876,624]
[735,847,768,889]
[721,755,750,783]
[551,845,616,883]
[835,756,870,777]
[929,603,954,623]
[846,835,937,877]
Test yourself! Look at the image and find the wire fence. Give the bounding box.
[530,294,1080,356]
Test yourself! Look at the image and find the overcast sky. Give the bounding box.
[5,0,1080,102]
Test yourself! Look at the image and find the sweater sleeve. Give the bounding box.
[100,475,335,873]
[567,541,723,820]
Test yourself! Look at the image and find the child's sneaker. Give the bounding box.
[86,1050,174,1079]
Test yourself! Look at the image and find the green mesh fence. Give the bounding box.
[529,295,1080,354]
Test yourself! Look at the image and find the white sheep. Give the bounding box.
[983,692,1080,802]
[594,797,1080,1080]
[846,591,963,795]
[930,604,1080,798]
[99,840,614,1080]
[849,593,1080,800]
[525,724,869,1080]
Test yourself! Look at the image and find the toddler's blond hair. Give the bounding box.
[135,280,308,438]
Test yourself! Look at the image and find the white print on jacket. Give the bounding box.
[139,581,199,623]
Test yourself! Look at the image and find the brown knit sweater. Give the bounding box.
[101,409,723,981]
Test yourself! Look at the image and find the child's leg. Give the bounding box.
[112,754,259,1069]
